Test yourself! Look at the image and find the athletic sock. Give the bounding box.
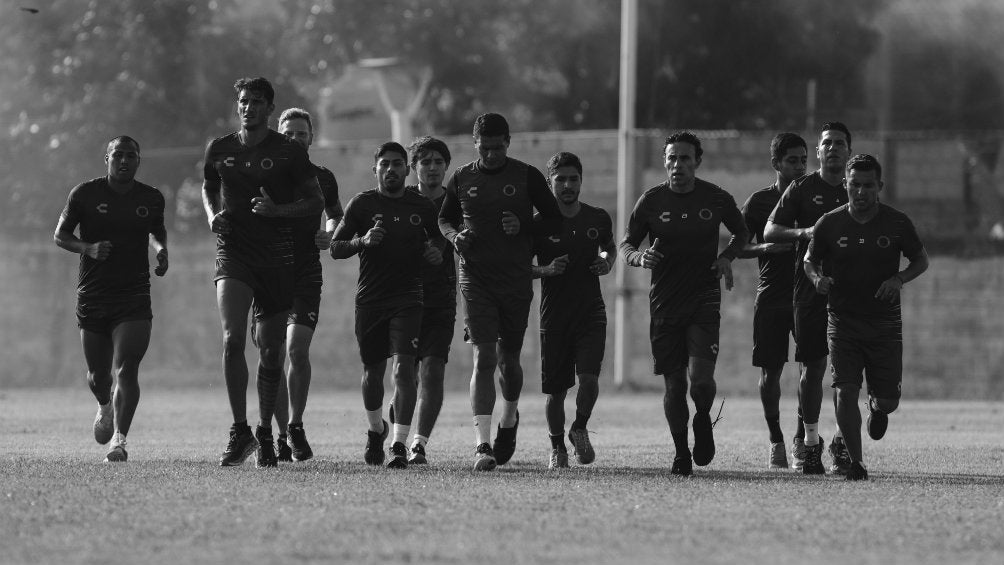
[549,433,566,451]
[474,415,492,445]
[412,435,429,449]
[111,431,126,448]
[392,424,410,446]
[833,426,844,441]
[570,410,590,431]
[804,423,819,446]
[766,416,783,443]
[366,408,384,433]
[499,400,518,428]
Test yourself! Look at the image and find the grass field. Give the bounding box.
[2,388,1002,565]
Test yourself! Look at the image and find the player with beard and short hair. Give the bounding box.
[804,154,928,481]
[619,132,748,476]
[438,113,562,471]
[532,152,615,469]
[331,141,446,469]
[765,122,853,475]
[203,77,324,468]
[263,107,345,463]
[54,136,169,462]
[733,132,807,469]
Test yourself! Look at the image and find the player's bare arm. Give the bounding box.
[201,178,230,234]
[875,248,929,303]
[589,239,618,276]
[54,215,112,260]
[252,177,324,218]
[763,220,811,244]
[714,206,749,291]
[803,258,833,295]
[149,228,169,277]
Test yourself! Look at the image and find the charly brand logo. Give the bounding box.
[659,212,671,222]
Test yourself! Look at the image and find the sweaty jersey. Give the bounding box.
[58,177,165,300]
[334,188,441,308]
[293,163,340,264]
[408,187,456,309]
[806,203,924,338]
[533,203,613,328]
[203,130,314,268]
[741,183,795,308]
[620,179,747,318]
[439,157,561,299]
[768,171,849,305]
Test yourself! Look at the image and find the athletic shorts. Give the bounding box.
[215,258,294,320]
[650,303,721,375]
[540,308,607,394]
[287,257,323,330]
[76,296,152,336]
[752,304,794,369]
[794,294,829,363]
[355,304,422,366]
[460,283,531,351]
[418,305,456,362]
[828,336,903,400]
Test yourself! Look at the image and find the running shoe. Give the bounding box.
[288,423,313,461]
[255,425,278,468]
[493,411,519,465]
[387,442,408,469]
[549,448,569,469]
[473,442,497,472]
[867,398,889,441]
[670,453,693,476]
[845,460,869,481]
[93,403,114,445]
[692,411,715,466]
[802,437,825,475]
[409,443,427,465]
[769,441,788,470]
[220,424,258,466]
[364,420,389,465]
[791,436,806,471]
[568,427,595,465]
[276,435,293,462]
[104,433,127,462]
[828,436,852,475]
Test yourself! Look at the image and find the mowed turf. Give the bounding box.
[2,388,1002,565]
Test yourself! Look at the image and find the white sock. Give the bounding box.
[111,431,126,448]
[804,423,819,446]
[500,400,519,428]
[833,426,844,440]
[393,424,410,446]
[366,409,384,433]
[412,435,429,448]
[474,415,492,445]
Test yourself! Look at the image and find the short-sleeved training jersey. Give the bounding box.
[438,157,561,298]
[292,163,339,263]
[806,203,925,337]
[620,179,746,318]
[203,129,314,268]
[742,183,795,308]
[408,187,456,309]
[334,188,441,308]
[58,177,165,299]
[767,171,848,305]
[533,203,613,328]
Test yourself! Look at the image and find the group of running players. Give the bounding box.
[55,76,928,481]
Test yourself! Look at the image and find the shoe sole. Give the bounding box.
[93,411,114,445]
[387,457,408,469]
[292,452,313,462]
[104,450,127,462]
[409,455,427,464]
[473,456,497,472]
[867,412,888,440]
[220,438,259,467]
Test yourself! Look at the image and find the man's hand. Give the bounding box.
[314,229,333,250]
[154,249,169,276]
[502,211,520,235]
[641,238,663,269]
[589,252,612,276]
[454,228,475,254]
[423,240,443,265]
[361,220,386,247]
[875,276,903,303]
[711,257,734,291]
[86,241,112,261]
[814,275,834,295]
[546,254,570,276]
[251,187,279,217]
[210,212,231,235]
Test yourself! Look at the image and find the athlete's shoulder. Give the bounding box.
[640,181,669,199]
[134,180,163,198]
[580,202,611,221]
[818,205,849,225]
[747,185,779,205]
[206,132,239,150]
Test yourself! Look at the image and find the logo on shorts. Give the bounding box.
[659,212,671,222]
[411,337,419,349]
[135,206,149,218]
[838,236,848,248]
[308,312,317,322]
[409,214,422,225]
[699,208,713,220]
[586,227,599,240]
[548,235,560,243]
[96,203,109,214]
[260,158,274,170]
[502,184,517,197]
[468,186,479,198]
[812,195,824,205]
[876,235,891,248]
[710,343,719,355]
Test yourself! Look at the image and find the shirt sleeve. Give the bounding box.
[768,181,799,227]
[527,166,561,237]
[618,193,650,261]
[898,214,925,261]
[438,171,463,243]
[202,140,219,184]
[58,184,85,231]
[333,195,362,241]
[805,216,829,264]
[718,191,748,260]
[598,208,615,248]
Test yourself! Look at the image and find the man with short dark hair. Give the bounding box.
[439,113,562,471]
[532,151,615,469]
[54,136,169,462]
[202,77,324,468]
[619,132,747,476]
[765,122,853,475]
[331,141,445,469]
[804,154,928,481]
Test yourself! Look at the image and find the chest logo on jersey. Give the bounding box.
[409,214,422,226]
[659,212,672,222]
[135,206,149,218]
[503,184,517,197]
[467,186,478,198]
[812,195,825,205]
[96,203,108,214]
[222,157,236,167]
[699,208,713,220]
[586,227,600,240]
[260,158,274,170]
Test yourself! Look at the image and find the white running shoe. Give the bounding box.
[93,403,113,445]
[104,433,127,462]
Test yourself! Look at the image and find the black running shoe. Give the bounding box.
[276,435,292,462]
[255,425,278,468]
[387,442,408,469]
[288,423,313,461]
[828,436,851,475]
[845,460,869,481]
[409,443,427,464]
[867,398,889,441]
[220,424,258,467]
[692,411,716,466]
[473,442,497,471]
[671,453,693,476]
[364,420,389,465]
[802,437,825,475]
[492,411,519,465]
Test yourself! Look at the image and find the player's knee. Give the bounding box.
[473,347,497,373]
[873,397,899,415]
[835,384,860,405]
[287,343,310,369]
[577,373,599,390]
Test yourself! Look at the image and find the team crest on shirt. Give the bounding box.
[260,158,274,170]
[409,214,422,225]
[699,208,712,220]
[135,206,149,218]
[503,184,517,197]
[877,236,891,248]
[586,228,599,240]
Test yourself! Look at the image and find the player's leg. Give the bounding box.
[410,355,444,463]
[686,307,721,467]
[387,353,417,469]
[794,298,831,473]
[753,304,790,468]
[274,355,292,462]
[80,325,114,446]
[652,316,692,475]
[542,328,573,468]
[285,322,315,461]
[834,383,866,481]
[863,339,903,443]
[492,294,531,466]
[252,310,287,468]
[105,318,151,461]
[463,287,501,471]
[829,335,866,478]
[759,366,785,468]
[215,277,258,466]
[568,316,603,465]
[357,307,391,465]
